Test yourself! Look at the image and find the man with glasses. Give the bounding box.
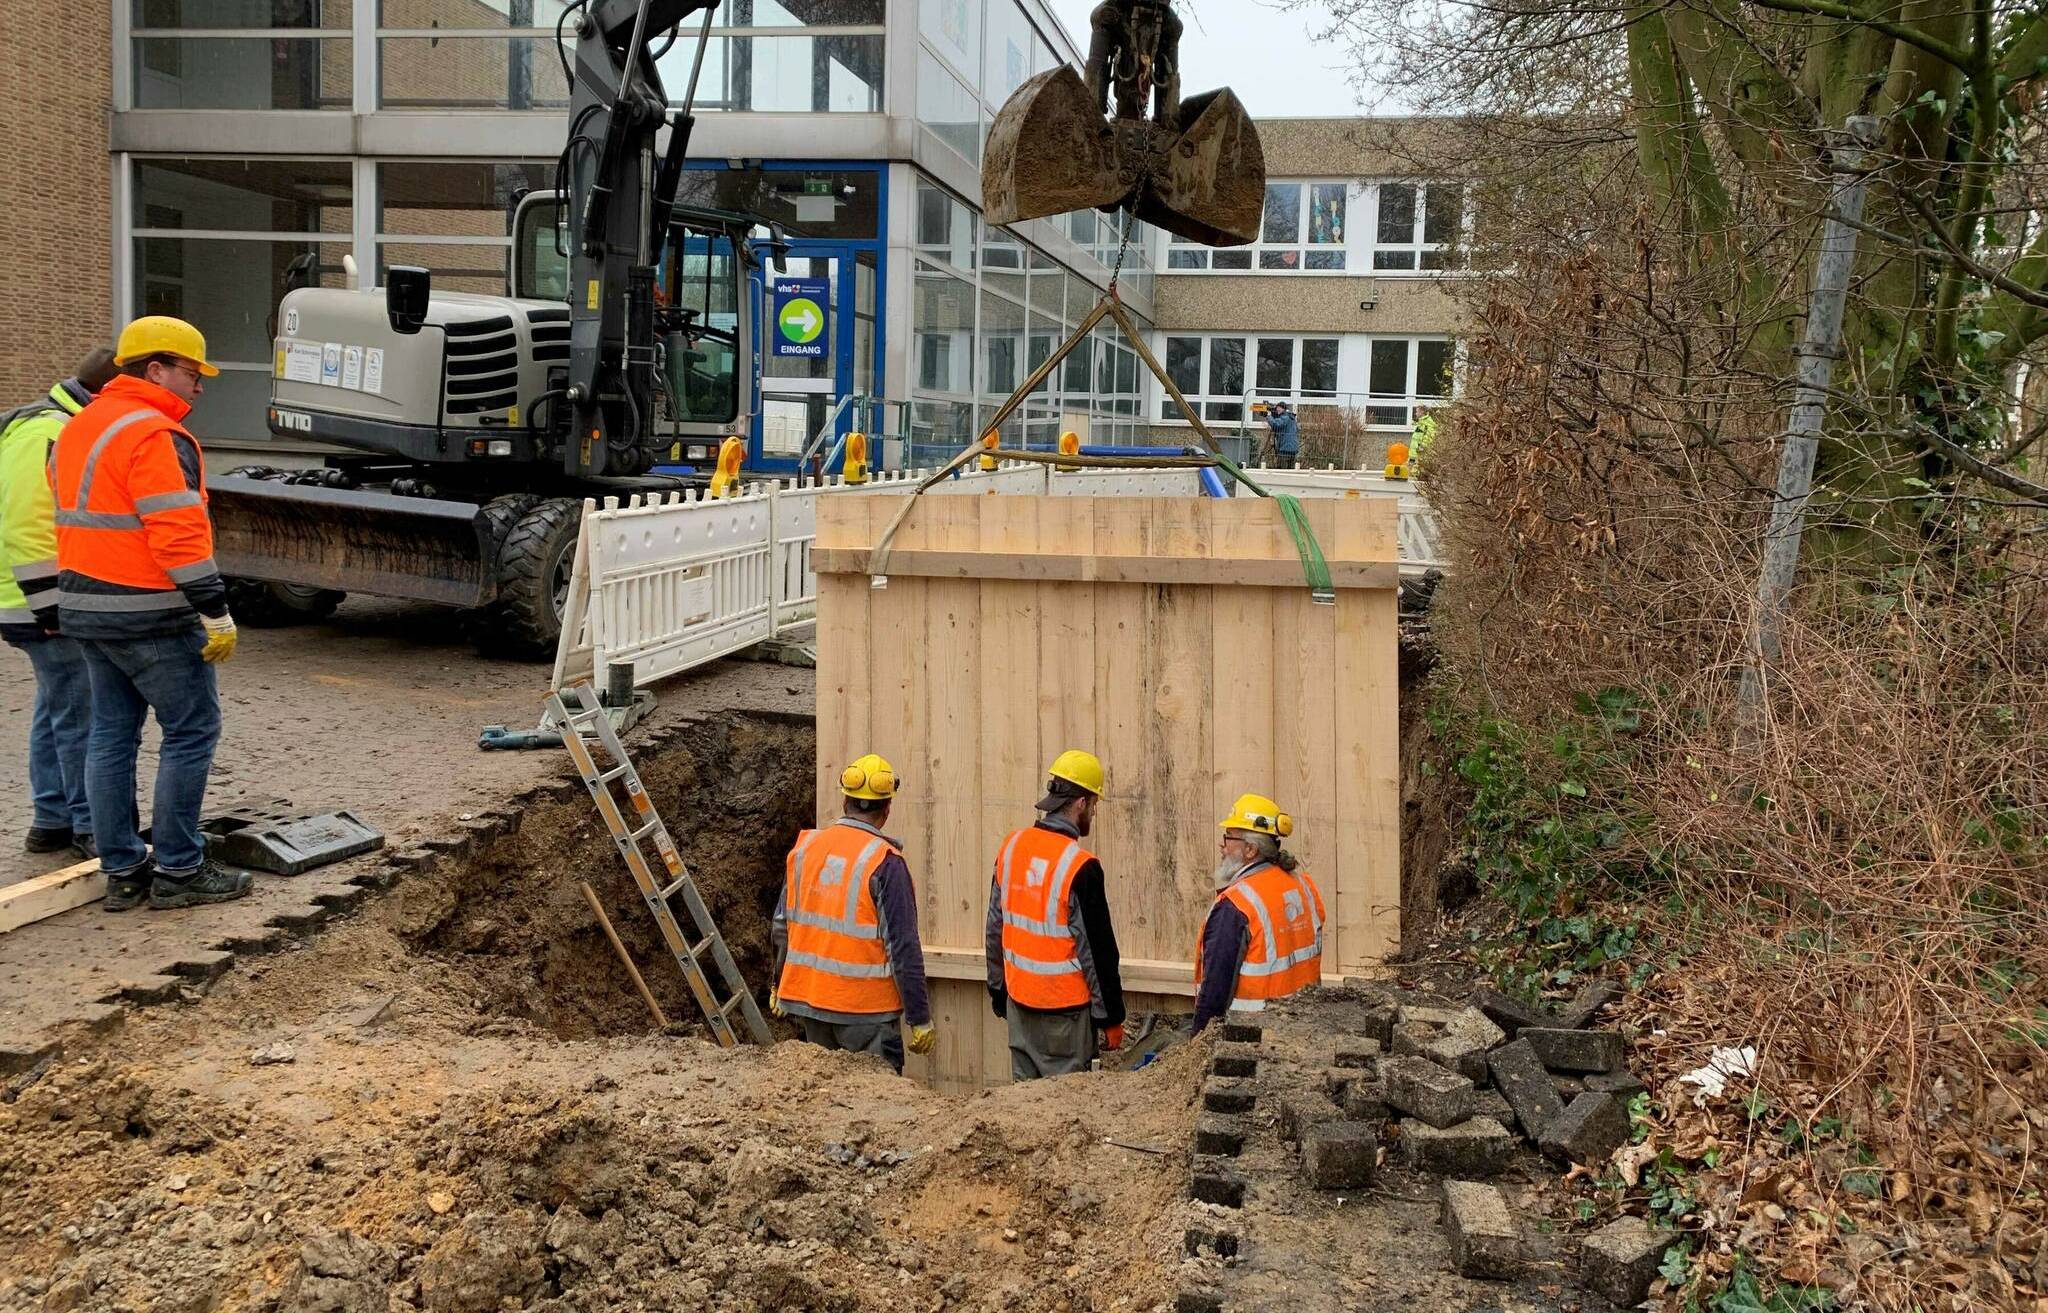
[51,316,250,913]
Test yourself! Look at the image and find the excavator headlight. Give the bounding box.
[466,438,515,458]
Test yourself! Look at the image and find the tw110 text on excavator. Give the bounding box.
[212,0,785,657]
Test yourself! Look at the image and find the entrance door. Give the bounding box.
[750,244,881,475]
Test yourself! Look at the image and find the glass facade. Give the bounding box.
[1165,179,1465,275]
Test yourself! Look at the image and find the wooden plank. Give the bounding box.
[814,497,874,823]
[811,547,1397,590]
[0,858,107,934]
[1149,498,1216,960]
[919,496,986,955]
[1332,502,1402,971]
[919,948,1367,999]
[1207,499,1279,886]
[1089,498,1158,972]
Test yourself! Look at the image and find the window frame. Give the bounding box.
[1164,179,1467,276]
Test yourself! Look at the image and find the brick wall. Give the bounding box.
[0,2,112,404]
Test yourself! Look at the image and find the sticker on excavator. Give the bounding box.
[202,810,385,876]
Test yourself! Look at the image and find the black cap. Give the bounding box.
[1033,776,1089,813]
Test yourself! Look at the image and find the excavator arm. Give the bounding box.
[562,0,722,477]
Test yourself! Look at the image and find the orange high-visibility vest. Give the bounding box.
[50,377,216,618]
[777,820,903,1016]
[1198,863,1325,1012]
[995,825,1094,1010]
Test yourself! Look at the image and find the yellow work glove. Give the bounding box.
[768,987,786,1018]
[906,1023,936,1056]
[200,612,239,664]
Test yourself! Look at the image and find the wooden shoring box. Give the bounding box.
[813,494,1400,1091]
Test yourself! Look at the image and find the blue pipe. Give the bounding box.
[1197,467,1231,498]
[1078,444,1195,458]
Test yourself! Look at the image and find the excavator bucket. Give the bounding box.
[208,476,498,609]
[981,68,1266,248]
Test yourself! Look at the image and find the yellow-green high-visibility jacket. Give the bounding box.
[0,380,89,639]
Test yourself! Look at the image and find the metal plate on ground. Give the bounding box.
[202,810,384,875]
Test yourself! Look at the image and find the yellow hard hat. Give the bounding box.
[1220,792,1293,838]
[114,316,219,377]
[840,752,898,800]
[1047,748,1105,797]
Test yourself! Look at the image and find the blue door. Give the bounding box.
[749,241,884,475]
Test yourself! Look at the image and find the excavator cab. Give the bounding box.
[982,0,1265,248]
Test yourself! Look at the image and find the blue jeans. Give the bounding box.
[8,635,93,834]
[81,630,221,877]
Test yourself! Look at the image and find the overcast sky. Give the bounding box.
[1041,0,1374,118]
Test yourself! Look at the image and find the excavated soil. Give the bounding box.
[0,712,1209,1313]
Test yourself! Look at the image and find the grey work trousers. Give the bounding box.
[1007,1005,1097,1081]
[798,1016,905,1074]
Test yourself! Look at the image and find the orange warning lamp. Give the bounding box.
[1384,440,1412,481]
[978,430,1000,472]
[842,431,869,485]
[1056,429,1081,472]
[709,435,746,498]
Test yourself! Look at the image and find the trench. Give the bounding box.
[391,710,816,1040]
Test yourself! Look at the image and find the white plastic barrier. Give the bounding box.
[553,460,1439,693]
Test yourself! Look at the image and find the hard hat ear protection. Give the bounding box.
[841,759,897,798]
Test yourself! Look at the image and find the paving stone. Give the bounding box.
[1489,1037,1568,1141]
[1333,1037,1381,1069]
[1470,986,1555,1037]
[1397,1004,1461,1028]
[1321,1067,1359,1101]
[102,974,184,1005]
[1585,1070,1646,1099]
[1540,1092,1631,1166]
[348,866,403,891]
[213,924,291,955]
[418,832,473,856]
[58,1003,125,1034]
[1182,1226,1240,1259]
[1275,1090,1335,1144]
[1189,1157,1246,1208]
[1441,1179,1521,1280]
[1354,995,1398,1046]
[1390,1020,1437,1059]
[1210,1042,1259,1079]
[1521,1027,1625,1073]
[1473,1089,1515,1127]
[1218,1020,1264,1045]
[1201,1077,1254,1115]
[165,950,235,983]
[1382,1054,1477,1129]
[385,847,438,870]
[266,902,333,931]
[0,1036,60,1077]
[1555,981,1622,1030]
[1400,1116,1515,1177]
[1581,1216,1674,1305]
[1422,1008,1505,1084]
[312,885,370,913]
[1342,1078,1389,1123]
[1175,1288,1224,1313]
[1194,1114,1246,1157]
[1302,1120,1376,1190]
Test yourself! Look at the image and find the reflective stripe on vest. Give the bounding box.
[996,826,1093,1009]
[777,819,902,1015]
[1221,864,1323,1010]
[51,393,215,609]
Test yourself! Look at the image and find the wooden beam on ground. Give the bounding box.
[0,858,106,934]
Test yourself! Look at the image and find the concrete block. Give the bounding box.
[1194,1115,1246,1157]
[1342,1078,1389,1123]
[1473,1089,1515,1127]
[1585,1070,1646,1099]
[1400,1117,1515,1178]
[1540,1092,1631,1166]
[1521,1027,1626,1073]
[1421,1009,1504,1084]
[1321,1067,1358,1101]
[1581,1216,1673,1305]
[1275,1090,1334,1144]
[385,847,438,870]
[1182,1226,1239,1259]
[1218,1020,1263,1045]
[1210,1042,1259,1079]
[1489,1037,1568,1141]
[1189,1157,1246,1208]
[418,832,473,856]
[1441,1180,1521,1280]
[1397,1004,1461,1028]
[1470,986,1555,1037]
[1555,981,1622,1029]
[312,885,370,913]
[1390,1021,1436,1059]
[1201,1078,1255,1115]
[265,902,333,931]
[1355,995,1398,1046]
[165,950,235,983]
[1333,1037,1381,1069]
[1382,1055,1476,1129]
[347,866,403,891]
[1301,1121,1376,1190]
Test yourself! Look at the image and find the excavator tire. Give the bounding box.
[226,578,345,627]
[477,497,580,659]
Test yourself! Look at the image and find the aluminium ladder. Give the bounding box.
[547,683,771,1046]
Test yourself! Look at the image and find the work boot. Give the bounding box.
[71,834,97,861]
[25,824,73,854]
[103,865,152,913]
[148,859,254,910]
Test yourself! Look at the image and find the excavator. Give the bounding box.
[216,0,783,656]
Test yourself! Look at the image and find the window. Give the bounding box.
[128,157,355,444]
[920,0,981,88]
[1170,180,1350,272]
[1154,332,1449,427]
[984,0,1033,105]
[1366,337,1454,424]
[376,161,551,295]
[1374,182,1462,270]
[918,48,982,163]
[915,180,977,272]
[673,167,882,240]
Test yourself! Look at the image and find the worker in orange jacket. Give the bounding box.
[1192,793,1325,1032]
[986,749,1127,1080]
[52,317,251,913]
[769,753,934,1073]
